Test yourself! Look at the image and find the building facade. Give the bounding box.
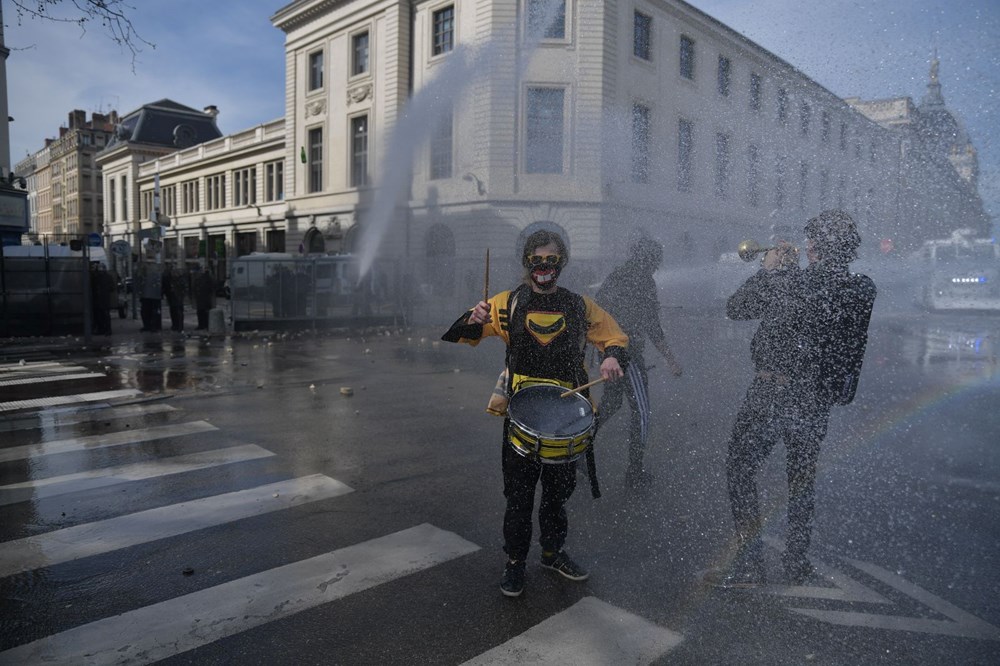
[14,110,117,240]
[66,0,988,319]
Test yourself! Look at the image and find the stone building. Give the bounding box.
[79,0,988,319]
[14,109,118,239]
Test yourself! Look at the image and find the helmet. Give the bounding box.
[804,209,861,263]
[630,238,663,270]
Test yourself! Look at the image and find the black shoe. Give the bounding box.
[782,553,816,585]
[500,560,526,597]
[703,560,765,589]
[540,550,589,581]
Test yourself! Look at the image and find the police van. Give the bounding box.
[916,230,1000,312]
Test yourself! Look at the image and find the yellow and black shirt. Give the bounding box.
[442,284,629,392]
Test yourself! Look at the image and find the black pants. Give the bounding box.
[196,309,209,330]
[501,428,576,562]
[167,298,184,331]
[598,361,650,471]
[726,377,830,560]
[140,298,162,331]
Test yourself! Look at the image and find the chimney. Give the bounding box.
[203,105,219,119]
[68,109,86,129]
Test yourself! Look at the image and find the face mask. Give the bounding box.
[525,254,564,289]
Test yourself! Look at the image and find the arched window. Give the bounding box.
[304,228,325,254]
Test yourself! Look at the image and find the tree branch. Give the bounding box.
[9,0,155,72]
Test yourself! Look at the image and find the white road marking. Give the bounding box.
[0,372,105,387]
[0,388,141,413]
[0,361,75,371]
[0,474,353,578]
[0,444,275,506]
[788,559,1000,641]
[0,523,479,665]
[461,597,683,666]
[0,402,176,434]
[0,420,217,463]
[760,537,889,604]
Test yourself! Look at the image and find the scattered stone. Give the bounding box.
[340,387,354,396]
[182,567,194,576]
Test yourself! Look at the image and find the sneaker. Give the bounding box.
[782,553,816,585]
[500,560,526,597]
[540,550,590,581]
[703,560,765,589]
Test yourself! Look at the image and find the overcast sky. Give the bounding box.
[4,0,997,218]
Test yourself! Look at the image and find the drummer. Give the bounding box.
[442,230,629,598]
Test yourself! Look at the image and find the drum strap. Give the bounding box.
[586,448,601,499]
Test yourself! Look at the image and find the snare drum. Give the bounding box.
[506,383,595,464]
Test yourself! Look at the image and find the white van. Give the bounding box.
[916,231,1000,311]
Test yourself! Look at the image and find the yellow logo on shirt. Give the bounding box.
[526,311,566,346]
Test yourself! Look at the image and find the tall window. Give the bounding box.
[633,11,651,60]
[631,103,650,183]
[352,32,369,76]
[206,174,226,210]
[265,160,284,201]
[799,101,811,136]
[141,190,153,220]
[308,50,324,91]
[677,118,693,192]
[747,144,760,207]
[120,176,127,220]
[308,127,323,193]
[775,155,786,209]
[749,73,762,112]
[679,35,695,79]
[715,132,730,197]
[821,111,831,143]
[839,122,848,150]
[182,180,199,213]
[717,56,731,97]
[234,167,257,207]
[109,177,116,221]
[819,168,829,208]
[430,108,453,180]
[527,0,566,40]
[777,88,788,124]
[525,87,565,174]
[432,6,455,56]
[351,116,369,187]
[161,185,176,217]
[798,161,809,209]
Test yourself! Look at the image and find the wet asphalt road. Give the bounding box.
[1,304,998,664]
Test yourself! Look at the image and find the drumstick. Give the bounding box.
[483,248,490,302]
[560,377,605,398]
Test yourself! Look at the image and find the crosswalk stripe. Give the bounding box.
[461,597,683,666]
[0,523,479,664]
[0,420,217,463]
[0,388,142,413]
[0,364,90,375]
[0,444,276,506]
[0,372,106,387]
[0,402,177,434]
[0,474,353,578]
[0,361,69,371]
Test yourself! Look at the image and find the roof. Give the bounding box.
[103,99,222,152]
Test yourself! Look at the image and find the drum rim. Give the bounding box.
[507,384,594,440]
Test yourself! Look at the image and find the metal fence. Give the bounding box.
[0,249,90,337]
[228,255,402,330]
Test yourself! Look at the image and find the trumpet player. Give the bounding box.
[706,210,876,588]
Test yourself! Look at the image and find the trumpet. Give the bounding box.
[737,239,799,265]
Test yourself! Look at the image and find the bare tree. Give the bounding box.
[7,0,154,69]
